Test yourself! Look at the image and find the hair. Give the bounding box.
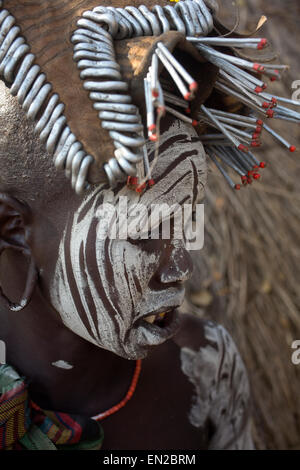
[0,80,67,207]
[0,79,208,212]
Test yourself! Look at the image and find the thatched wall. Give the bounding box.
[186,0,300,449]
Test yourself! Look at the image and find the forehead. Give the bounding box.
[119,119,207,209]
[71,118,206,232]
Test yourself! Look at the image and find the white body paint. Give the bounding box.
[180,320,254,450]
[51,360,74,370]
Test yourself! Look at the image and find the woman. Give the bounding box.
[0,0,256,450]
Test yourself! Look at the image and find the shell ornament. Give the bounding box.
[0,0,297,194]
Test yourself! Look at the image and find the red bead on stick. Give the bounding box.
[189,81,198,92]
[238,144,249,153]
[136,182,146,193]
[253,63,265,73]
[257,38,267,49]
[128,176,138,186]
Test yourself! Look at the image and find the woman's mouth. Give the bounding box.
[134,308,181,347]
[143,309,175,327]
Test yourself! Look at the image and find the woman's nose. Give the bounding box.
[156,239,194,285]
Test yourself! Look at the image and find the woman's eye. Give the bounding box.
[127,231,157,244]
[127,220,172,243]
[127,235,141,245]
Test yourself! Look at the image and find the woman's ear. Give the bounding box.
[0,193,32,252]
[0,193,37,312]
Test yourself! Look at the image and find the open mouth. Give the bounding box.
[134,307,181,348]
[143,309,175,328]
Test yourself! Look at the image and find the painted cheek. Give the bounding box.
[109,241,160,326]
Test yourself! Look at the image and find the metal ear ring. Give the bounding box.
[0,249,38,312]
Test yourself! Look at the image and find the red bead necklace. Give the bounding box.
[31,359,142,421]
[92,359,142,421]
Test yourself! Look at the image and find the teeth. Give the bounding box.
[144,315,156,324]
[144,311,167,324]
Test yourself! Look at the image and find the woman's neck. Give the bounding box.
[0,288,136,416]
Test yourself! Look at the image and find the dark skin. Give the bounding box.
[0,191,211,450]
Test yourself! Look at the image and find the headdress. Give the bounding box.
[0,0,297,194]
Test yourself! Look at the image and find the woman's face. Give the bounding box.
[48,118,207,359]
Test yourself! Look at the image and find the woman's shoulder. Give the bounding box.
[173,313,255,450]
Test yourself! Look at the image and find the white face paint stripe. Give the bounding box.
[54,227,97,346]
[84,236,116,344]
[72,203,101,340]
[64,224,95,340]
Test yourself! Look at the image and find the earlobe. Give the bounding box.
[0,193,32,250]
[0,193,38,312]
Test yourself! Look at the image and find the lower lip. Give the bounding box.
[134,309,181,347]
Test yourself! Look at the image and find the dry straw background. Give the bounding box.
[185,0,300,450]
